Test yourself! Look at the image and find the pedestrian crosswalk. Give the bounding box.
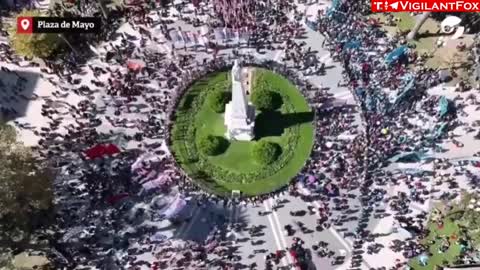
[263,199,293,267]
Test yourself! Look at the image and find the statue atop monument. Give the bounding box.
[224,60,255,141]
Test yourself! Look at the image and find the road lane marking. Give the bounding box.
[268,198,294,266]
[298,186,352,252]
[299,186,374,268]
[263,201,289,267]
[328,227,352,252]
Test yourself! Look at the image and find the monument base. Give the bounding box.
[224,102,255,141]
[225,130,254,141]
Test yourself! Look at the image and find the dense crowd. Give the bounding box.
[1,0,480,269]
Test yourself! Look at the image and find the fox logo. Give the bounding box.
[390,1,399,9]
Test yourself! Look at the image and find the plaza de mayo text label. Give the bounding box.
[17,17,101,34]
[371,0,480,12]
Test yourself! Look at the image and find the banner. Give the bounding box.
[85,143,120,159]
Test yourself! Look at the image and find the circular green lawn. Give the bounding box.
[170,68,314,196]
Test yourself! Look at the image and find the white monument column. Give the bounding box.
[224,60,255,141]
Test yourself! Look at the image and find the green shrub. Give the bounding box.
[208,90,231,113]
[197,135,228,156]
[251,90,282,111]
[252,140,281,165]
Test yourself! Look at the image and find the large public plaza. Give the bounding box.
[1,0,480,269]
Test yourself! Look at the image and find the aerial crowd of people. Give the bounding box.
[1,0,480,269]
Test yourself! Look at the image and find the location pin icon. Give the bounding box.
[20,19,30,31]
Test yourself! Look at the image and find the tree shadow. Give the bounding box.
[254,110,314,138]
[193,171,231,196]
[178,203,250,243]
[0,70,41,121]
[213,136,230,156]
[270,92,283,110]
[416,30,451,39]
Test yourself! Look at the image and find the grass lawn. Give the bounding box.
[370,12,474,84]
[394,12,417,32]
[369,13,416,33]
[370,13,439,64]
[171,68,314,196]
[408,218,463,270]
[196,103,263,173]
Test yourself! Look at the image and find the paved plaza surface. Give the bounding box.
[2,0,480,269]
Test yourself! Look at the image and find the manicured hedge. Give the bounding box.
[252,140,281,165]
[172,73,302,184]
[251,89,281,111]
[197,134,227,156]
[170,69,314,196]
[207,90,231,113]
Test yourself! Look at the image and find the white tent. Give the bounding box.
[441,16,462,34]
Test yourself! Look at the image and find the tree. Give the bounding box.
[197,134,228,156]
[407,12,432,40]
[251,90,281,111]
[8,10,63,58]
[0,123,53,246]
[252,140,281,165]
[208,90,231,113]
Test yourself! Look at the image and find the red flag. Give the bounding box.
[85,144,121,159]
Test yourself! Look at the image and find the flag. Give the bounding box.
[85,144,120,159]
